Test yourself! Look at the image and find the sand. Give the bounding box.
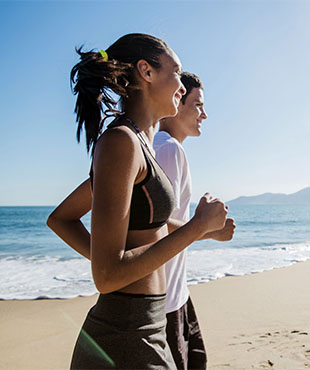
[1,261,310,370]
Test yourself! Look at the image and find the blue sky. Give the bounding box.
[0,0,309,205]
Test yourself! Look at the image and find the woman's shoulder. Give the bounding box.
[91,123,143,185]
[94,124,140,159]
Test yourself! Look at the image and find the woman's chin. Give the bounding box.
[169,104,179,117]
[160,103,179,119]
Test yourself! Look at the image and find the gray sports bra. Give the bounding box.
[90,118,175,230]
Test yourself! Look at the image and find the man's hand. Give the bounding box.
[201,218,236,241]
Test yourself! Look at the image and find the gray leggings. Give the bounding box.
[70,292,177,370]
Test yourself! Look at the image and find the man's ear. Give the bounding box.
[136,59,153,83]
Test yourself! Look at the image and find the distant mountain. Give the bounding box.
[228,187,310,205]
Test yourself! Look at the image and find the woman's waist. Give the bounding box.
[118,265,166,295]
[125,223,168,250]
[116,224,167,295]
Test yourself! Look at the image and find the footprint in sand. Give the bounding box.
[227,328,310,368]
[259,360,274,368]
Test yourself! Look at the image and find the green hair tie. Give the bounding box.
[99,49,108,61]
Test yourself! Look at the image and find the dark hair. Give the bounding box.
[180,72,203,105]
[70,33,169,153]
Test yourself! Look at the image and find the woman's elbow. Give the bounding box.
[46,212,57,230]
[93,278,116,295]
[94,281,114,295]
[92,266,123,294]
[46,209,63,232]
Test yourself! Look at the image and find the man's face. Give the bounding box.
[177,87,207,137]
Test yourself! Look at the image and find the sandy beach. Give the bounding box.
[1,261,310,370]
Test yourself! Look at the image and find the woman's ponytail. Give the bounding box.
[71,48,132,153]
[70,34,169,154]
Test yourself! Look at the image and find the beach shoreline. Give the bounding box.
[1,261,310,370]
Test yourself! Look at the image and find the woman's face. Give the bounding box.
[150,49,186,118]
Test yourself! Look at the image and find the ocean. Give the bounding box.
[0,204,310,300]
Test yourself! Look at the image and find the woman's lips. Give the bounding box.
[175,92,182,102]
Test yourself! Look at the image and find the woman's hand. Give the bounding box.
[191,193,228,237]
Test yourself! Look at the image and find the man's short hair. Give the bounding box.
[181,72,203,104]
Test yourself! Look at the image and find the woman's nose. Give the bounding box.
[179,82,186,96]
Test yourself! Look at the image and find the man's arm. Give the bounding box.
[199,218,236,241]
[156,139,235,242]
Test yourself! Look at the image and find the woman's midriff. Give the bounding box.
[117,223,169,295]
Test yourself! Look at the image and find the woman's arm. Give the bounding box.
[46,179,92,259]
[167,217,236,241]
[90,128,228,294]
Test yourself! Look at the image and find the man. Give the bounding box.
[153,72,235,370]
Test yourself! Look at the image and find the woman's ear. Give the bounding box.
[136,59,153,83]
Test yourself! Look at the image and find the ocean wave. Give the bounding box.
[0,255,97,300]
[187,241,310,284]
[240,220,299,226]
[1,241,310,300]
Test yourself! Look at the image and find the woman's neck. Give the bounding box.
[144,123,157,146]
[124,95,159,133]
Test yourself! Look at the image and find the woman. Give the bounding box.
[49,33,227,369]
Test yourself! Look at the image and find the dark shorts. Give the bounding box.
[166,296,207,370]
[70,292,177,370]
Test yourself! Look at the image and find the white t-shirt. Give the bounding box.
[153,131,192,313]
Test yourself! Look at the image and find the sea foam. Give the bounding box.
[1,241,309,300]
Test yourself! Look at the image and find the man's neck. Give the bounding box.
[159,122,187,144]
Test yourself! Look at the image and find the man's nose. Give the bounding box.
[201,108,208,119]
